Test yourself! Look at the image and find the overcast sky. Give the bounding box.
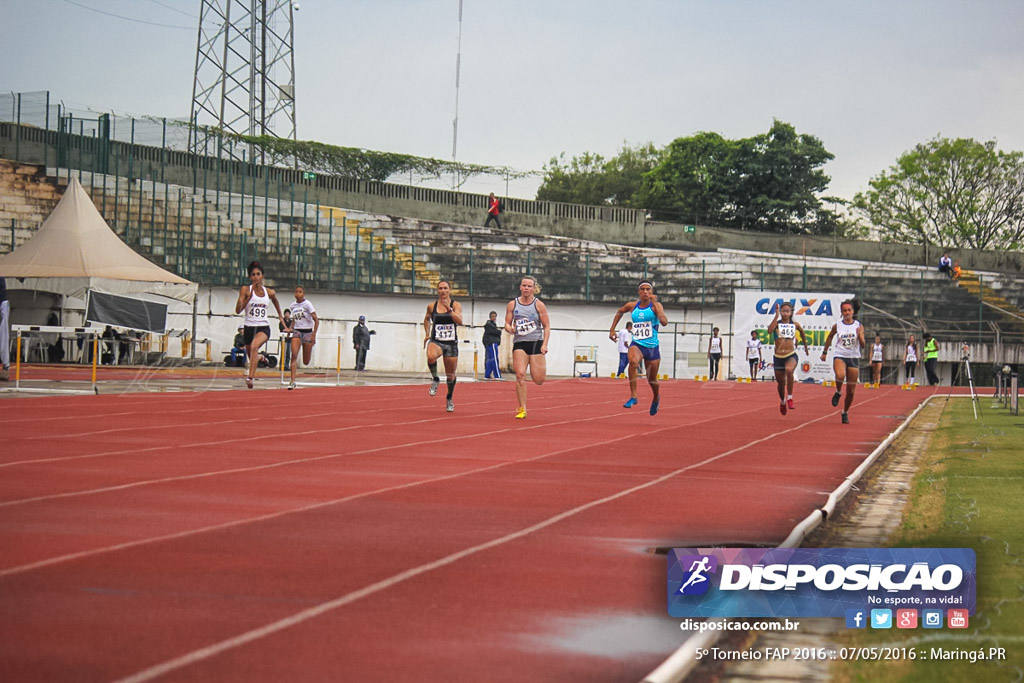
[3,0,1023,202]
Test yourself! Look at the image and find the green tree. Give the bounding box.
[536,143,660,206]
[636,120,834,233]
[853,137,1024,250]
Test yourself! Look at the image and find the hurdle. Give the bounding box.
[277,333,346,387]
[2,325,102,395]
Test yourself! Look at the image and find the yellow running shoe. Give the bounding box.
[515,407,527,419]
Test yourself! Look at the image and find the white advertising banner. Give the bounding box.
[732,290,854,383]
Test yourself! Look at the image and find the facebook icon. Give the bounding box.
[845,609,866,629]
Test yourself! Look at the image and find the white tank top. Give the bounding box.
[871,343,883,362]
[244,286,271,326]
[905,344,918,362]
[709,337,722,354]
[833,319,862,359]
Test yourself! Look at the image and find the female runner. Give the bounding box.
[767,301,810,415]
[504,276,550,419]
[235,261,285,389]
[286,285,319,390]
[707,327,723,380]
[903,334,919,386]
[869,334,884,386]
[609,280,669,416]
[820,299,866,424]
[424,280,463,413]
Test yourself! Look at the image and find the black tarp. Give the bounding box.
[86,291,167,333]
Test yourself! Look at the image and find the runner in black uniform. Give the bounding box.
[424,280,462,413]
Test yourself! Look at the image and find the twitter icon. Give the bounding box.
[870,609,893,629]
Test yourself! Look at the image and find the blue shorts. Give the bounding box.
[630,342,661,362]
[773,353,798,372]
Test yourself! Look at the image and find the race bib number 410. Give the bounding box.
[632,321,653,340]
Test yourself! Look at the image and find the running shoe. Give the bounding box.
[245,376,254,389]
[429,378,439,396]
[515,408,527,419]
[831,391,841,407]
[787,398,795,410]
[446,399,454,413]
[841,412,849,424]
[623,397,637,408]
[650,399,660,416]
[288,381,296,390]
[780,401,787,415]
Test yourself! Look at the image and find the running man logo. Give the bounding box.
[755,298,834,316]
[676,554,718,596]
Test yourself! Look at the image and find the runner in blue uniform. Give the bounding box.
[609,280,668,415]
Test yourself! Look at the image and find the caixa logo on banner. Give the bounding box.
[755,298,835,316]
[667,548,976,619]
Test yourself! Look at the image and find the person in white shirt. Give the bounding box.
[745,330,762,380]
[234,261,285,389]
[820,299,866,424]
[285,285,319,390]
[870,335,884,385]
[903,335,919,385]
[707,327,723,380]
[614,321,633,377]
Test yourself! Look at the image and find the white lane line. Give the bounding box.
[113,411,833,683]
[0,399,759,577]
[0,395,720,507]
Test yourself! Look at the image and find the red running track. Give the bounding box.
[0,378,934,682]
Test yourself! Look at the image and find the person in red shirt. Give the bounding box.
[485,192,502,229]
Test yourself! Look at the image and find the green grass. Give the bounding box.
[835,400,1024,682]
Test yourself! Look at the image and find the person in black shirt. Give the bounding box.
[482,310,502,379]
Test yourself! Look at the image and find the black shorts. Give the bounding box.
[428,340,459,358]
[244,325,272,346]
[513,340,544,355]
[773,353,798,372]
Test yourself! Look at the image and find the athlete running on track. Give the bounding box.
[285,285,319,390]
[424,281,462,413]
[767,301,810,415]
[609,280,669,416]
[505,276,550,420]
[235,261,285,389]
[821,299,865,424]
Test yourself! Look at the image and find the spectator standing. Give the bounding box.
[0,277,9,381]
[484,192,502,229]
[745,329,762,380]
[279,309,293,371]
[353,315,372,371]
[924,333,940,385]
[614,321,633,377]
[482,310,502,380]
[707,327,723,380]
[903,334,919,385]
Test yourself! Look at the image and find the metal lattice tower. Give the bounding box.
[189,0,297,157]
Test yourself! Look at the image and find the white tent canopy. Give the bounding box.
[0,177,197,304]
